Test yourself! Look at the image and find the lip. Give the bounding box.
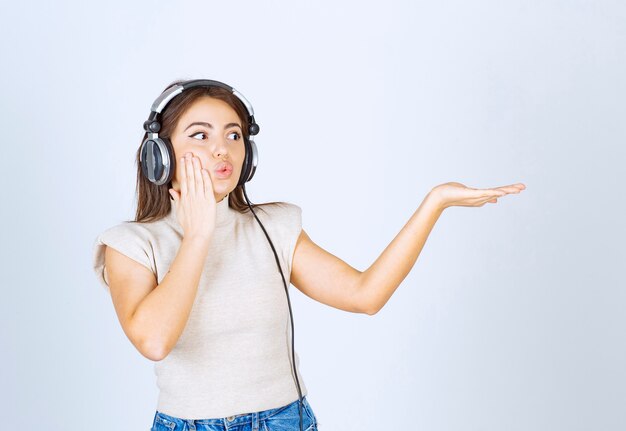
[214,162,233,179]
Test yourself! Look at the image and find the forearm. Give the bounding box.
[131,235,211,360]
[360,190,444,314]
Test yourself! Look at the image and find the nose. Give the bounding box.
[211,137,229,159]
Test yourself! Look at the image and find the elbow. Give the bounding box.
[364,304,380,316]
[140,338,170,362]
[358,274,379,316]
[133,329,170,361]
[129,317,171,361]
[360,290,380,316]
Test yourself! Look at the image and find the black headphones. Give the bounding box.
[139,79,306,431]
[139,79,260,188]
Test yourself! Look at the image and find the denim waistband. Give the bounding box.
[154,395,312,429]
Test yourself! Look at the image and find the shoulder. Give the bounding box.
[101,220,150,234]
[250,202,303,272]
[250,201,303,242]
[253,201,302,222]
[96,221,154,244]
[92,221,157,291]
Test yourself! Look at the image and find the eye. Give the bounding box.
[189,131,241,141]
[190,131,206,140]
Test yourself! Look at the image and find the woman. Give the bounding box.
[92,79,525,431]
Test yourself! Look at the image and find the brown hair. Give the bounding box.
[131,79,287,223]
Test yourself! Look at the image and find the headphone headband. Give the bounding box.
[146,79,257,135]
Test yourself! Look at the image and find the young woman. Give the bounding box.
[92,79,525,431]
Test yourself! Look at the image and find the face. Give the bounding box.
[169,96,246,202]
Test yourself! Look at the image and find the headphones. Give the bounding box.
[140,79,259,188]
[139,79,306,431]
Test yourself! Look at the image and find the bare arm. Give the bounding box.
[106,235,211,361]
[360,182,524,314]
[360,190,444,315]
[289,191,444,316]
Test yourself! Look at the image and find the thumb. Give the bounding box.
[169,188,179,202]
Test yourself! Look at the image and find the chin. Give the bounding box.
[213,180,237,197]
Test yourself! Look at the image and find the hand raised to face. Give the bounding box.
[168,152,217,241]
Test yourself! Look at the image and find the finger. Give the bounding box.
[480,197,498,206]
[474,188,505,198]
[201,167,214,196]
[179,156,188,197]
[475,187,507,197]
[192,156,203,194]
[186,154,196,196]
[493,187,520,195]
[169,188,180,202]
[495,183,526,193]
[479,195,501,203]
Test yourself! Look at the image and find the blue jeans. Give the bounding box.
[151,396,319,431]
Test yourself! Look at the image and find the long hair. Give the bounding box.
[131,79,287,224]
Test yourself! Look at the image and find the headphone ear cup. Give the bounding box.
[238,136,258,187]
[247,137,258,182]
[162,137,176,185]
[140,136,175,186]
[237,136,251,187]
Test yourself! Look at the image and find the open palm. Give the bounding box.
[433,181,526,209]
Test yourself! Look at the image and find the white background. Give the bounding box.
[1,1,625,430]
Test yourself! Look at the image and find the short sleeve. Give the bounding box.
[92,223,156,293]
[281,203,303,277]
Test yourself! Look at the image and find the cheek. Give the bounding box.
[234,142,247,168]
[171,143,189,161]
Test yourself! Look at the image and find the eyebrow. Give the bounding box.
[184,121,242,132]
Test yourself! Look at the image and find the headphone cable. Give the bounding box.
[241,184,305,431]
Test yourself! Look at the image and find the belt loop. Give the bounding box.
[252,411,259,431]
[185,419,196,431]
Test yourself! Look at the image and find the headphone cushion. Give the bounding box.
[141,137,175,186]
[238,136,251,187]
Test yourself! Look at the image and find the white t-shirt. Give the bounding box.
[92,196,308,419]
